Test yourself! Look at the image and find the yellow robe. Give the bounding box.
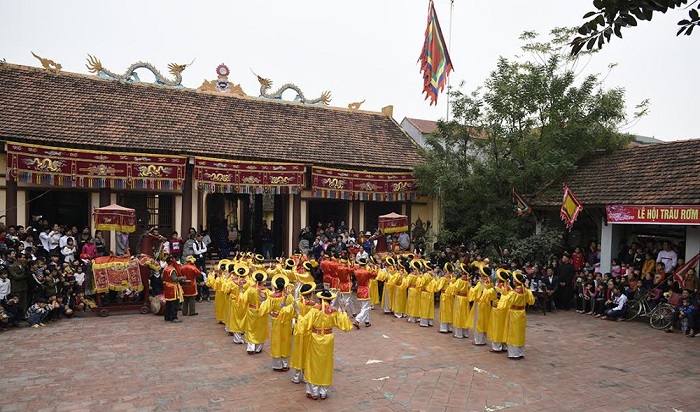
[378,268,396,310]
[369,277,379,306]
[289,298,318,371]
[296,303,352,386]
[466,281,483,328]
[474,283,496,333]
[213,273,228,322]
[452,278,471,329]
[419,274,438,320]
[437,276,455,324]
[261,292,295,358]
[393,272,409,314]
[225,280,247,334]
[503,287,535,347]
[487,283,511,343]
[405,274,422,318]
[242,285,271,344]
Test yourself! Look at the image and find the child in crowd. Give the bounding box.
[582,281,597,314]
[593,283,607,317]
[678,298,695,335]
[0,269,10,302]
[574,273,586,313]
[26,299,49,328]
[611,260,621,278]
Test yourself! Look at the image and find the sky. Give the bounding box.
[1,0,697,141]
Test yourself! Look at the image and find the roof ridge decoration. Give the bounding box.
[197,63,246,96]
[348,100,365,110]
[254,72,331,105]
[31,52,62,73]
[85,54,188,87]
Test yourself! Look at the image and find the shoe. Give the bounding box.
[353,321,360,330]
[616,318,624,322]
[320,395,327,400]
[39,323,47,327]
[472,343,486,346]
[32,324,40,328]
[508,356,522,361]
[594,314,601,318]
[306,394,313,399]
[365,322,371,327]
[665,328,674,333]
[282,367,290,371]
[171,319,183,323]
[247,351,254,355]
[688,333,696,338]
[228,332,234,336]
[489,349,501,353]
[190,313,199,316]
[600,316,607,320]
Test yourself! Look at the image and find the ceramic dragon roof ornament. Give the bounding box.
[85,55,189,87]
[31,52,62,73]
[254,73,331,105]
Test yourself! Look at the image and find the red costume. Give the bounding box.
[180,262,199,297]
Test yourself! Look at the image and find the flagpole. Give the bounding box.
[446,0,454,122]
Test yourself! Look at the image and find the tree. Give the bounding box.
[571,0,700,55]
[414,28,640,253]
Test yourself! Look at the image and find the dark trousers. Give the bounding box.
[182,296,196,315]
[164,300,179,321]
[15,290,28,318]
[197,284,209,301]
[27,311,48,326]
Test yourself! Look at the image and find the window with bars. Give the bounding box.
[118,193,174,236]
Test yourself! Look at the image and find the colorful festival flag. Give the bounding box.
[512,188,531,217]
[673,252,700,288]
[560,184,583,230]
[418,0,454,105]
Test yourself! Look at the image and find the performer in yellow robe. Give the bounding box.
[488,268,512,353]
[213,259,231,323]
[369,259,380,308]
[419,263,438,327]
[467,261,490,333]
[379,257,397,314]
[393,264,409,318]
[503,271,535,360]
[437,263,456,333]
[242,270,270,354]
[290,282,318,384]
[472,264,496,346]
[261,274,295,371]
[296,289,353,400]
[452,263,472,339]
[227,263,250,344]
[405,261,422,323]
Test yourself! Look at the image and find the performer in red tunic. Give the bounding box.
[180,256,201,316]
[336,259,355,316]
[162,256,188,323]
[353,258,378,328]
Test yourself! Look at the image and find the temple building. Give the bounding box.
[0,58,438,255]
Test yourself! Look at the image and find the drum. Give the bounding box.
[150,294,166,315]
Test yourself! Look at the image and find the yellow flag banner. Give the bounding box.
[560,184,583,230]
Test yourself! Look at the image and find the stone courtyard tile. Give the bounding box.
[1,303,700,411]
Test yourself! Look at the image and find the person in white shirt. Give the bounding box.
[656,241,678,273]
[0,270,11,301]
[59,230,76,249]
[601,286,628,320]
[48,225,62,256]
[192,234,207,271]
[355,248,369,263]
[39,228,52,256]
[61,239,77,263]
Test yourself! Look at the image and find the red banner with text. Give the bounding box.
[6,142,186,191]
[194,157,305,194]
[606,205,700,225]
[311,166,416,201]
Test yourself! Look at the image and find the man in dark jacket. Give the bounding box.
[9,253,29,315]
[555,254,575,310]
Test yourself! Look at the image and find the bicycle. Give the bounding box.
[622,293,675,330]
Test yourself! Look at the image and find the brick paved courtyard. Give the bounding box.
[1,301,699,412]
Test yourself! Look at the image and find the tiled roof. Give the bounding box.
[403,117,438,134]
[531,139,700,207]
[0,64,422,171]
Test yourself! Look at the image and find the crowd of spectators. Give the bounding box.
[0,216,100,331]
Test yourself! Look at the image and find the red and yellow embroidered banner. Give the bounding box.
[92,256,143,293]
[194,157,305,194]
[6,142,186,191]
[311,166,417,201]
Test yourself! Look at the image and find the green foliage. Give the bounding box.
[571,0,700,54]
[508,226,567,264]
[414,28,638,253]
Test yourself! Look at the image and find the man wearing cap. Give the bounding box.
[503,271,535,359]
[162,256,188,323]
[226,262,249,344]
[262,274,295,371]
[488,269,512,353]
[353,258,378,328]
[436,262,456,333]
[452,263,472,339]
[242,270,270,354]
[471,263,496,345]
[336,258,356,316]
[289,282,318,384]
[180,256,201,316]
[295,289,353,400]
